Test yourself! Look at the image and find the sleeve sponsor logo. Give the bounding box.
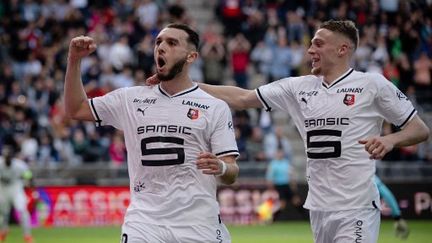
[396,90,409,100]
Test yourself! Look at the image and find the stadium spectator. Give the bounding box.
[108,35,133,71]
[250,40,273,82]
[108,131,126,168]
[201,27,226,86]
[246,126,267,162]
[269,34,293,81]
[263,125,293,161]
[198,19,430,242]
[135,0,159,31]
[134,34,155,78]
[228,32,251,88]
[232,110,253,161]
[0,145,34,243]
[64,23,239,242]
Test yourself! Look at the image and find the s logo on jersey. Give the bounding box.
[187,108,199,120]
[343,94,355,106]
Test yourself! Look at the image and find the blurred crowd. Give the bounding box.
[0,0,431,168]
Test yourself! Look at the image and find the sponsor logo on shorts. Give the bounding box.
[216,229,223,243]
[121,233,128,243]
[355,220,363,242]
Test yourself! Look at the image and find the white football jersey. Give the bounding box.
[257,68,416,211]
[90,83,239,225]
[0,157,29,190]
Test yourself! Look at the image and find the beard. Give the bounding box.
[157,57,187,81]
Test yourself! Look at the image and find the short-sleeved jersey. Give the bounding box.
[90,84,239,225]
[257,69,416,211]
[0,157,29,190]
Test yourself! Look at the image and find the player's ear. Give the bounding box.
[338,43,349,57]
[187,51,198,63]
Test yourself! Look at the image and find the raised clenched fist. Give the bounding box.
[68,36,97,61]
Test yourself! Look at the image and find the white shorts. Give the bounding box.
[120,219,231,243]
[0,186,28,212]
[309,208,380,243]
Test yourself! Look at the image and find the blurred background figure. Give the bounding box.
[265,149,303,221]
[0,146,34,243]
[108,131,126,177]
[375,175,410,239]
[264,125,292,161]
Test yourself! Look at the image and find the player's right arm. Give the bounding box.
[199,83,262,110]
[64,36,97,121]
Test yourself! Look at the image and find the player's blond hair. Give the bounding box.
[320,20,359,50]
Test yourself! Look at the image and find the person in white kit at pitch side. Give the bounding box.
[0,145,34,243]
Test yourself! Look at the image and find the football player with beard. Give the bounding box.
[64,23,239,243]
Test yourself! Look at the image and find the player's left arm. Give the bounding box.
[196,152,239,185]
[359,115,430,160]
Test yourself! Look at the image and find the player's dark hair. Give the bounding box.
[166,23,200,50]
[320,20,359,50]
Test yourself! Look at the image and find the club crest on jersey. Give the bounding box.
[343,94,355,106]
[187,108,199,120]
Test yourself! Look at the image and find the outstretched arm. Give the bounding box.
[199,83,263,110]
[359,115,430,160]
[64,36,97,121]
[146,76,263,110]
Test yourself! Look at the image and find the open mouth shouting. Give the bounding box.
[157,56,166,72]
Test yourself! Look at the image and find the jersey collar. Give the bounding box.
[321,68,354,89]
[158,83,199,98]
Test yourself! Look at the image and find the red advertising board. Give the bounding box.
[24,183,431,227]
[28,186,130,227]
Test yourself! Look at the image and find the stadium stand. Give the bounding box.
[0,0,431,187]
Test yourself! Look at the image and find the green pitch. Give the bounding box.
[5,220,432,243]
